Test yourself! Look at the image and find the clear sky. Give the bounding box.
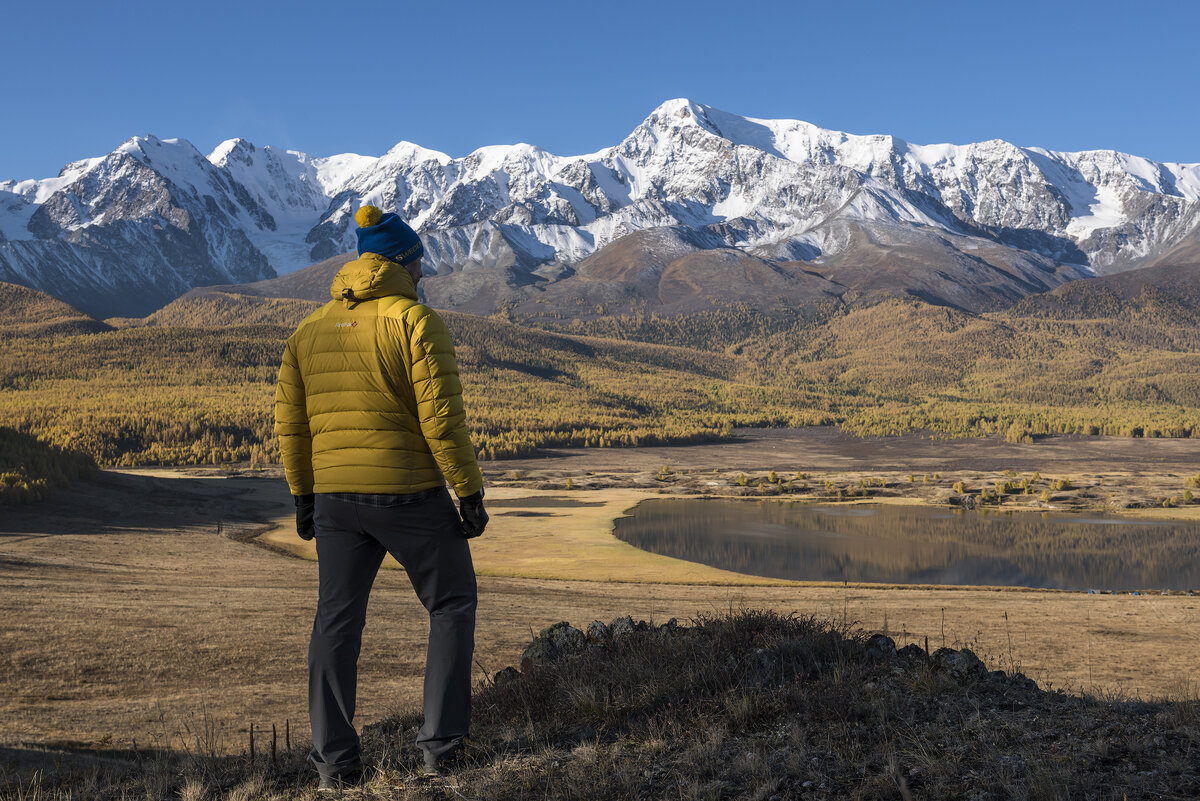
[3,0,1197,182]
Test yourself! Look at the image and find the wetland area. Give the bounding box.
[3,429,1200,763]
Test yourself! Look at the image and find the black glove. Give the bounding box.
[294,494,315,541]
[458,489,488,539]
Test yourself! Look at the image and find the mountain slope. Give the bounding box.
[2,99,1198,318]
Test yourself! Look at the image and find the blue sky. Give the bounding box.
[3,0,1197,181]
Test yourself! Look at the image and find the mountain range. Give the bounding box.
[2,99,1197,319]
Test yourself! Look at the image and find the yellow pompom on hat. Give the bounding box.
[353,205,424,265]
[355,205,384,228]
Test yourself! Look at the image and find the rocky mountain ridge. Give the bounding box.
[2,99,1197,317]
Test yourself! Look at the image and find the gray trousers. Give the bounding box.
[308,489,476,777]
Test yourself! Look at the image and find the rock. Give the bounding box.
[864,634,897,663]
[520,636,559,671]
[610,615,636,638]
[1009,672,1039,691]
[520,621,586,670]
[586,620,611,642]
[897,643,926,661]
[932,647,988,680]
[493,666,521,686]
[542,621,587,653]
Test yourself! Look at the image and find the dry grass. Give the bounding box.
[5,611,1198,800]
[3,433,1200,797]
[1,464,1198,758]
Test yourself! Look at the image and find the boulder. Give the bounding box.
[610,615,636,638]
[493,666,521,687]
[932,647,988,680]
[864,634,897,663]
[520,621,587,670]
[586,619,612,642]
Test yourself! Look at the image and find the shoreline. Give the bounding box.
[4,442,1200,750]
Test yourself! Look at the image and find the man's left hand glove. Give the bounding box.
[294,494,315,541]
[458,489,488,539]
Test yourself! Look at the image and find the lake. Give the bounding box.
[611,499,1200,591]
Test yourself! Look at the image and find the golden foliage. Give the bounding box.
[0,426,98,504]
[2,293,1200,468]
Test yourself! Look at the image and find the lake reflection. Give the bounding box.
[611,500,1200,590]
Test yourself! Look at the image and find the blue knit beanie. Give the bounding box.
[354,205,424,265]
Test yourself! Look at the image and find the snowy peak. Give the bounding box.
[2,99,1199,319]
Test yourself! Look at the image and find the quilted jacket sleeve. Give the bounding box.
[409,309,484,498]
[274,337,314,496]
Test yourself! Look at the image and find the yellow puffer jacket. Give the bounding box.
[274,252,483,498]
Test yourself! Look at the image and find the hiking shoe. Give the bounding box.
[316,768,364,793]
[421,747,469,777]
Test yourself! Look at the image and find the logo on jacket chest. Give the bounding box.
[334,321,358,329]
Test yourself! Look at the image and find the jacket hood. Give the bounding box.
[330,252,417,304]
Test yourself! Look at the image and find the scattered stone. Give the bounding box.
[932,647,987,680]
[1010,673,1039,691]
[610,615,636,638]
[521,621,587,670]
[521,636,558,670]
[544,621,587,652]
[864,633,897,663]
[897,643,927,661]
[493,666,521,687]
[586,620,611,642]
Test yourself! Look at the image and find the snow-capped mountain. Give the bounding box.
[2,98,1198,318]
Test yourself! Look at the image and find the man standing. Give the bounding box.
[274,205,488,789]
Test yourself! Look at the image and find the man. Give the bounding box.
[274,204,488,790]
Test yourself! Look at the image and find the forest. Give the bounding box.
[1,283,1199,482]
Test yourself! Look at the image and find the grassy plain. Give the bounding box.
[4,432,1200,769]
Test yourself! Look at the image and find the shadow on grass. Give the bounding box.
[5,609,1199,799]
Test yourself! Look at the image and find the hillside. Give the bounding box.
[0,296,804,465]
[7,610,1197,799]
[4,255,1200,469]
[0,425,98,504]
[0,280,111,337]
[137,291,322,328]
[183,251,356,303]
